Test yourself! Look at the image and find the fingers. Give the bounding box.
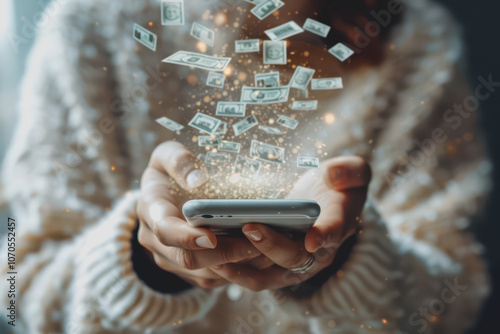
[320,156,371,191]
[149,141,209,191]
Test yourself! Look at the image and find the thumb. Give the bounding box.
[321,156,371,191]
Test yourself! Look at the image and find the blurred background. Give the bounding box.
[0,0,498,332]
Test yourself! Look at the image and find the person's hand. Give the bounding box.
[136,141,263,289]
[209,156,371,291]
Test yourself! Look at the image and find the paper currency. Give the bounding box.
[216,102,246,117]
[188,113,222,134]
[190,22,215,47]
[289,66,315,90]
[241,86,289,104]
[263,41,287,65]
[198,134,221,146]
[133,24,157,51]
[235,39,260,53]
[219,141,241,153]
[207,72,226,88]
[292,100,318,110]
[162,51,231,71]
[259,125,283,135]
[297,157,320,168]
[276,115,298,130]
[255,72,280,87]
[242,0,265,4]
[303,18,331,38]
[311,78,343,90]
[265,21,304,41]
[206,151,232,164]
[155,116,184,131]
[251,0,285,20]
[161,0,185,26]
[233,115,259,136]
[233,155,261,181]
[249,140,285,164]
[329,43,354,62]
[214,121,227,135]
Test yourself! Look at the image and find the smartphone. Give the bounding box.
[182,199,321,237]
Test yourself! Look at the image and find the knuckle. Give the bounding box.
[176,248,198,270]
[152,253,170,271]
[176,232,196,250]
[137,223,151,250]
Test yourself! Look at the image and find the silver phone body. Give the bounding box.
[182,199,321,236]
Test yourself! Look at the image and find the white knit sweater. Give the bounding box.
[0,0,492,333]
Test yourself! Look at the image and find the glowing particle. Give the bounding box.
[324,113,335,125]
[224,65,234,76]
[187,74,198,85]
[148,21,153,27]
[214,13,227,26]
[328,320,336,328]
[111,166,116,171]
[196,41,208,53]
[382,318,388,324]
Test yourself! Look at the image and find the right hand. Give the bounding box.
[136,141,263,290]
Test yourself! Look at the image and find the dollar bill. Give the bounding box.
[161,0,185,26]
[206,151,232,164]
[233,155,261,181]
[328,43,354,62]
[233,115,259,136]
[311,78,343,90]
[259,125,283,135]
[242,0,265,4]
[207,72,226,88]
[263,40,287,65]
[188,113,222,134]
[249,140,285,164]
[251,0,285,20]
[155,116,184,131]
[133,23,157,51]
[198,134,221,146]
[216,102,246,117]
[255,72,280,87]
[289,66,315,90]
[190,22,214,47]
[218,141,241,153]
[276,115,299,130]
[265,21,304,41]
[162,51,231,71]
[214,121,227,135]
[297,157,320,168]
[303,18,331,38]
[292,100,318,110]
[241,86,289,104]
[235,39,260,53]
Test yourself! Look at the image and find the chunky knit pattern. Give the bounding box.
[0,0,492,333]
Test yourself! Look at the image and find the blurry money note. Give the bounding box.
[162,51,231,71]
[276,115,299,130]
[303,18,331,37]
[251,0,284,20]
[265,21,304,41]
[259,125,283,135]
[311,78,343,90]
[161,0,185,26]
[233,115,259,136]
[292,100,318,110]
[197,153,206,162]
[242,0,265,4]
[206,151,232,164]
[198,134,221,146]
[255,72,280,87]
[249,140,285,164]
[191,22,215,47]
[241,86,289,104]
[233,155,261,181]
[155,116,184,131]
[297,157,320,168]
[219,141,241,153]
[216,102,246,117]
[188,113,222,134]
[214,121,227,135]
[328,43,354,62]
[133,23,157,51]
[207,72,225,88]
[235,39,260,53]
[289,66,315,90]
[263,41,287,65]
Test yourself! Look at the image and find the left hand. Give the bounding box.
[209,156,371,291]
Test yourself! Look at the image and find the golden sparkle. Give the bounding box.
[214,13,227,26]
[324,113,335,125]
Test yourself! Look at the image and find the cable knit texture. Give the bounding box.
[0,0,492,333]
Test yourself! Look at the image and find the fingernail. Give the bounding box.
[196,236,215,249]
[243,230,263,242]
[186,169,209,189]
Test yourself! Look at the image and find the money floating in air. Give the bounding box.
[276,115,299,130]
[311,78,343,90]
[235,39,260,53]
[255,72,280,88]
[133,23,157,51]
[214,121,227,135]
[289,66,315,90]
[198,134,221,147]
[156,116,184,131]
[161,0,185,26]
[190,22,215,47]
[259,125,283,135]
[297,157,320,168]
[263,41,287,65]
[162,51,231,71]
[303,18,331,38]
[251,0,285,20]
[188,113,222,134]
[241,86,290,104]
[292,100,318,110]
[265,21,304,41]
[216,102,247,117]
[206,151,232,164]
[207,72,226,88]
[242,0,265,4]
[250,140,285,164]
[233,155,261,181]
[219,141,242,153]
[233,115,259,136]
[329,43,354,62]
